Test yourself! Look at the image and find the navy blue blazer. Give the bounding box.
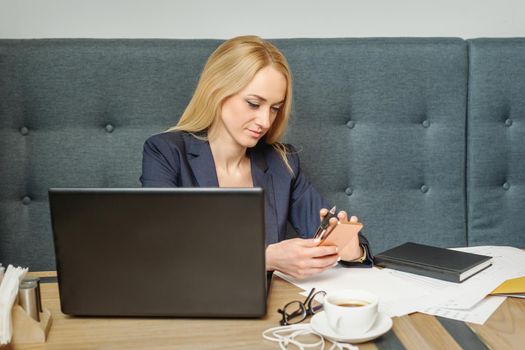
[140,131,372,265]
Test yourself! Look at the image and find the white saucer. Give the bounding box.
[310,311,393,343]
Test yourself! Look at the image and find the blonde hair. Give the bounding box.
[168,35,294,173]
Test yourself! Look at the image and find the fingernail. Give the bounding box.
[313,238,320,243]
[337,257,341,262]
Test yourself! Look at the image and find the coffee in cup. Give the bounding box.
[335,300,370,308]
[323,289,379,335]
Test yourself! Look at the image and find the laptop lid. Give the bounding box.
[49,187,267,317]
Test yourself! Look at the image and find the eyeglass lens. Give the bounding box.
[308,291,326,314]
[280,289,326,325]
[281,300,306,325]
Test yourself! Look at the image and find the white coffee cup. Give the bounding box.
[323,289,379,335]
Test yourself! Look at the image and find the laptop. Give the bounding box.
[48,187,267,317]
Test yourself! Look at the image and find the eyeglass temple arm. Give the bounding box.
[303,288,316,304]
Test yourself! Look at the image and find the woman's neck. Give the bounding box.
[208,137,248,173]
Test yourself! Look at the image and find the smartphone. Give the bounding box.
[318,221,363,249]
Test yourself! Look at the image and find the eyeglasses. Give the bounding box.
[277,288,326,326]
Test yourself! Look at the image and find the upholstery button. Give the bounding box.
[20,126,29,136]
[420,185,429,193]
[105,124,114,133]
[345,187,353,196]
[422,120,430,128]
[502,182,510,190]
[22,196,31,205]
[346,120,355,129]
[505,118,513,127]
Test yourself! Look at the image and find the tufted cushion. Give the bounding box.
[467,38,525,247]
[280,38,468,252]
[0,39,221,270]
[0,38,470,270]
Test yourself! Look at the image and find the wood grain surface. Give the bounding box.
[5,273,524,349]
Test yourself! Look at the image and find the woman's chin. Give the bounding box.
[238,135,262,148]
[243,140,260,148]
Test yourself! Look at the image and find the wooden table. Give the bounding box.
[5,271,524,350]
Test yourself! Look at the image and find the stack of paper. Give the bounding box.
[276,246,525,325]
[0,264,28,344]
[276,265,439,317]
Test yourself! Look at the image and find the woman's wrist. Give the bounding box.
[348,244,367,263]
[265,244,276,271]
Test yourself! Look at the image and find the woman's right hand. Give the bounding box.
[266,238,339,279]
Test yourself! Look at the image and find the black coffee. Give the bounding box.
[335,300,369,307]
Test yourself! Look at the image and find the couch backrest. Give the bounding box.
[0,38,523,271]
[467,38,525,247]
[280,38,468,254]
[0,39,219,269]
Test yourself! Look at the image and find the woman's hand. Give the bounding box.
[319,208,364,262]
[266,238,339,279]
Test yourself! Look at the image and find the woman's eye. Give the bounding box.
[247,101,259,108]
[271,106,281,113]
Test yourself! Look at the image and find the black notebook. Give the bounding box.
[374,242,492,283]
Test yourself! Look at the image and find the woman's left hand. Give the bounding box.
[319,208,364,262]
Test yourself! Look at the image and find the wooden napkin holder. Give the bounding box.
[10,304,52,344]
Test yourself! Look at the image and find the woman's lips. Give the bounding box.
[247,129,263,138]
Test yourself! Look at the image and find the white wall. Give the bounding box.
[1,0,524,39]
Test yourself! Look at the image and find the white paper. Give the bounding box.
[275,266,438,317]
[0,265,28,345]
[275,245,525,323]
[387,246,525,310]
[421,295,506,324]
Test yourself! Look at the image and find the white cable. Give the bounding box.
[262,324,358,350]
[263,324,324,350]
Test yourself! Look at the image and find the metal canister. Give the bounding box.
[21,276,43,312]
[18,279,40,322]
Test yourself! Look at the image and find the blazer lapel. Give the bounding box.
[250,148,279,246]
[186,135,219,187]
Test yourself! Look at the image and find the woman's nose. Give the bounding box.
[256,107,271,129]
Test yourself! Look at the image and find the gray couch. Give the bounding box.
[1,38,524,271]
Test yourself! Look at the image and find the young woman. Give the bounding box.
[140,35,372,279]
